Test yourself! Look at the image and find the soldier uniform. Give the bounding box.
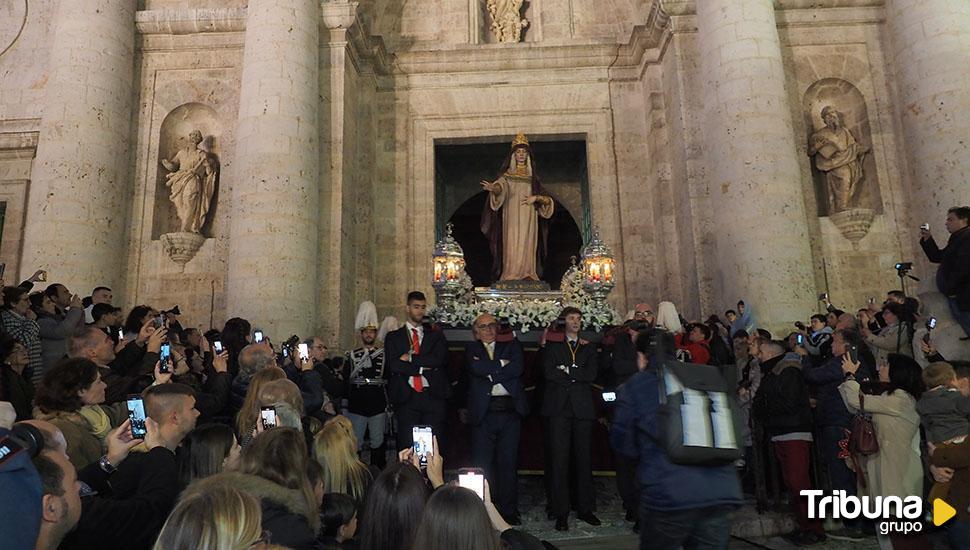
[344,301,389,470]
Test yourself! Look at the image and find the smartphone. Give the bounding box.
[117,328,124,341]
[818,292,828,301]
[298,343,309,361]
[796,334,805,346]
[282,347,289,358]
[920,223,930,231]
[127,395,147,439]
[412,425,434,467]
[260,406,277,429]
[254,330,264,344]
[458,468,485,500]
[847,344,859,365]
[158,343,171,373]
[927,317,937,330]
[602,391,617,402]
[868,297,876,305]
[213,340,224,354]
[153,314,165,329]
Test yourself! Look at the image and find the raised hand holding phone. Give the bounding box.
[426,435,444,489]
[153,361,173,385]
[105,419,143,466]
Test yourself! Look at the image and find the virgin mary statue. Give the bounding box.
[480,134,555,281]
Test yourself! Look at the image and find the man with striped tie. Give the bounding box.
[385,291,450,452]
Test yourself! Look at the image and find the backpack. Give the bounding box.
[656,359,744,466]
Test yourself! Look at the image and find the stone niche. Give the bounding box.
[151,102,222,240]
[803,78,883,217]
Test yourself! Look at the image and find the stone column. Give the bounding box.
[226,0,319,339]
[696,0,816,330]
[21,1,135,293]
[887,0,970,277]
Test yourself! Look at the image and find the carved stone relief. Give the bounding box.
[487,0,529,43]
[803,79,882,246]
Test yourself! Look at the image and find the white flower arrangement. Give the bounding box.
[431,265,619,332]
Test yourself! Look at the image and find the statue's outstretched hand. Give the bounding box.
[522,195,538,206]
[480,180,498,193]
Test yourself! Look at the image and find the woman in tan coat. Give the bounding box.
[840,353,928,549]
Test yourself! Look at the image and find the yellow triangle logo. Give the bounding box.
[933,498,956,527]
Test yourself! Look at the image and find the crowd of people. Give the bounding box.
[0,206,968,550]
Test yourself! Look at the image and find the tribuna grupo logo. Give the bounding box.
[801,490,957,535]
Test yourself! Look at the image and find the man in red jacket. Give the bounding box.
[676,324,712,365]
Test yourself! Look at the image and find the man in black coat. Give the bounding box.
[466,312,528,525]
[542,306,600,531]
[751,340,825,545]
[920,206,970,338]
[384,291,450,451]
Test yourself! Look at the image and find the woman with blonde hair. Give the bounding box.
[314,415,379,504]
[236,366,286,445]
[154,478,266,550]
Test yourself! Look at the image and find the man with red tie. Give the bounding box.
[385,291,450,451]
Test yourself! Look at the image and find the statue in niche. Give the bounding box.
[480,133,554,281]
[487,0,529,43]
[160,130,218,234]
[808,106,869,213]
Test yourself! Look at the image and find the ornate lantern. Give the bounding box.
[580,227,616,304]
[431,223,466,306]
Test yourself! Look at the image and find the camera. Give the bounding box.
[920,223,930,231]
[0,424,45,468]
[894,262,913,271]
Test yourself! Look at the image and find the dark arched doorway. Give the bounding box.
[448,192,582,289]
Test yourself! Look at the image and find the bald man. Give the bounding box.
[465,313,528,525]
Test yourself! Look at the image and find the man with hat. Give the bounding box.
[343,301,388,469]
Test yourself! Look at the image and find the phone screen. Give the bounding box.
[928,317,937,330]
[254,330,264,344]
[602,391,616,402]
[796,334,804,345]
[127,396,147,439]
[412,426,433,467]
[159,343,171,373]
[458,469,485,500]
[282,347,289,358]
[298,343,309,361]
[260,407,277,429]
[213,340,223,354]
[117,328,124,341]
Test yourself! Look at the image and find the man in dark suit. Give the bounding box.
[385,291,450,451]
[542,306,600,531]
[465,312,528,525]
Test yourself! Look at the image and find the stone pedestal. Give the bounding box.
[161,232,206,269]
[20,1,135,293]
[887,0,970,289]
[225,0,320,340]
[696,0,817,331]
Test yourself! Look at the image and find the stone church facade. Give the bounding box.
[0,0,967,345]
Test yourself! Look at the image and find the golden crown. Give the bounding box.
[511,133,530,149]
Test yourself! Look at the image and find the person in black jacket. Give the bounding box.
[465,313,528,525]
[25,415,180,550]
[231,427,321,550]
[542,307,600,531]
[920,206,970,339]
[384,291,449,451]
[752,340,825,546]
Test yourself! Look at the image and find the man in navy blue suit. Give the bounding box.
[384,291,450,452]
[465,313,528,525]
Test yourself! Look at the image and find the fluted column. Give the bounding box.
[21,1,135,292]
[226,0,320,339]
[696,0,816,330]
[887,0,970,268]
